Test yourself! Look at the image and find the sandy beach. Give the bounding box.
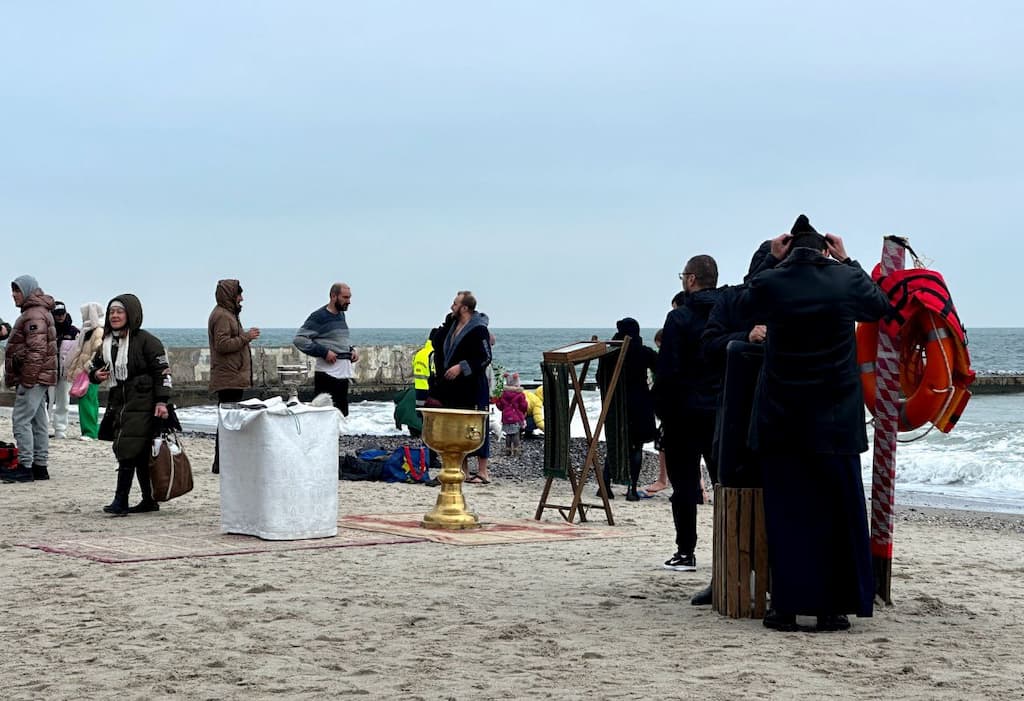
[1,415,1022,701]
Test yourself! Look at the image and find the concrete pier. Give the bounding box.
[0,345,1022,406]
[0,344,419,408]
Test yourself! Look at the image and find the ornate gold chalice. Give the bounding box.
[420,407,490,530]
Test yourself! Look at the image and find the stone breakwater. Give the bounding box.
[0,344,420,407]
[0,344,1021,406]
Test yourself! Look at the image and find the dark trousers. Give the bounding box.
[212,388,245,474]
[114,450,153,507]
[761,452,874,617]
[662,410,717,555]
[314,372,350,416]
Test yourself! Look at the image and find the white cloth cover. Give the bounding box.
[219,398,340,540]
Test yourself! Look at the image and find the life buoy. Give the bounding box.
[858,306,970,433]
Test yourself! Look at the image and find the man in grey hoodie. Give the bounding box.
[4,275,58,482]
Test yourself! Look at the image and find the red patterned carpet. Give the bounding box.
[339,513,632,545]
[17,526,424,563]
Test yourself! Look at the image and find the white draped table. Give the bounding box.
[219,397,340,540]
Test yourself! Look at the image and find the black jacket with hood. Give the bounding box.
[596,318,658,445]
[89,294,172,461]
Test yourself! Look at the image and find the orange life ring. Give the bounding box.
[857,308,958,432]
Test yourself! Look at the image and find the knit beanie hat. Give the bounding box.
[504,372,520,387]
[790,214,826,251]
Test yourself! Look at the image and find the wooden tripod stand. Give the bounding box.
[533,338,628,525]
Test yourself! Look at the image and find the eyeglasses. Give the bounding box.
[678,271,695,280]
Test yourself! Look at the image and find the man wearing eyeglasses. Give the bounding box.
[653,255,722,573]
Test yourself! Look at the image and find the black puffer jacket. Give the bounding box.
[89,294,172,461]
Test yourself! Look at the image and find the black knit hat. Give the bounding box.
[790,214,818,235]
[790,214,826,250]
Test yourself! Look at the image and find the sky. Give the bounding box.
[2,1,1021,330]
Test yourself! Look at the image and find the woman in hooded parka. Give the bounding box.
[89,294,172,516]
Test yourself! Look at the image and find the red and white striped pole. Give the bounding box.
[870,236,907,605]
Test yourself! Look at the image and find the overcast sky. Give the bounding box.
[2,2,1020,330]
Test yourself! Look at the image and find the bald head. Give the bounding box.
[329,283,352,312]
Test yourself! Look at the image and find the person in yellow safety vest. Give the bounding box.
[412,338,434,407]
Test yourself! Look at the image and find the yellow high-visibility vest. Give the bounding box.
[413,340,433,391]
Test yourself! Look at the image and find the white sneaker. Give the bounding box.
[55,432,66,439]
[79,436,95,442]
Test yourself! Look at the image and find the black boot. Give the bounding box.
[763,608,798,631]
[104,464,134,516]
[128,500,160,513]
[628,448,642,498]
[31,464,50,481]
[690,583,713,606]
[2,465,34,483]
[136,460,155,504]
[816,614,850,632]
[103,501,129,516]
[598,466,614,499]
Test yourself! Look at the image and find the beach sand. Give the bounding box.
[1,416,1022,700]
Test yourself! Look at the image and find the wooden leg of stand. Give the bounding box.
[534,476,555,521]
[591,456,614,526]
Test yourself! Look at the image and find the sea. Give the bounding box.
[115,328,1024,515]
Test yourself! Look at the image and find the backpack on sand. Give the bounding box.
[382,446,432,484]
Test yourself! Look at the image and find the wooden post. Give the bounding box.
[870,236,907,605]
[712,486,769,618]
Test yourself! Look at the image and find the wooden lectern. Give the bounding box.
[534,339,628,525]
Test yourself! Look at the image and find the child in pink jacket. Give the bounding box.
[495,372,529,456]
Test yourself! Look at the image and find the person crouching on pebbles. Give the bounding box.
[89,294,173,516]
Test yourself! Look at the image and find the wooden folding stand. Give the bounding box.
[533,339,628,525]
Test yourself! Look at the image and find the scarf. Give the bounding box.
[102,331,130,385]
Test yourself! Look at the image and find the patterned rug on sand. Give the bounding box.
[17,526,426,564]
[339,513,634,545]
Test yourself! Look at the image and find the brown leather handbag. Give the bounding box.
[149,431,194,502]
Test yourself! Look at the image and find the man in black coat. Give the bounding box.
[653,255,722,572]
[687,241,777,604]
[738,214,891,632]
[427,290,493,482]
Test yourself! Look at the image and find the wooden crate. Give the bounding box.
[712,486,769,618]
